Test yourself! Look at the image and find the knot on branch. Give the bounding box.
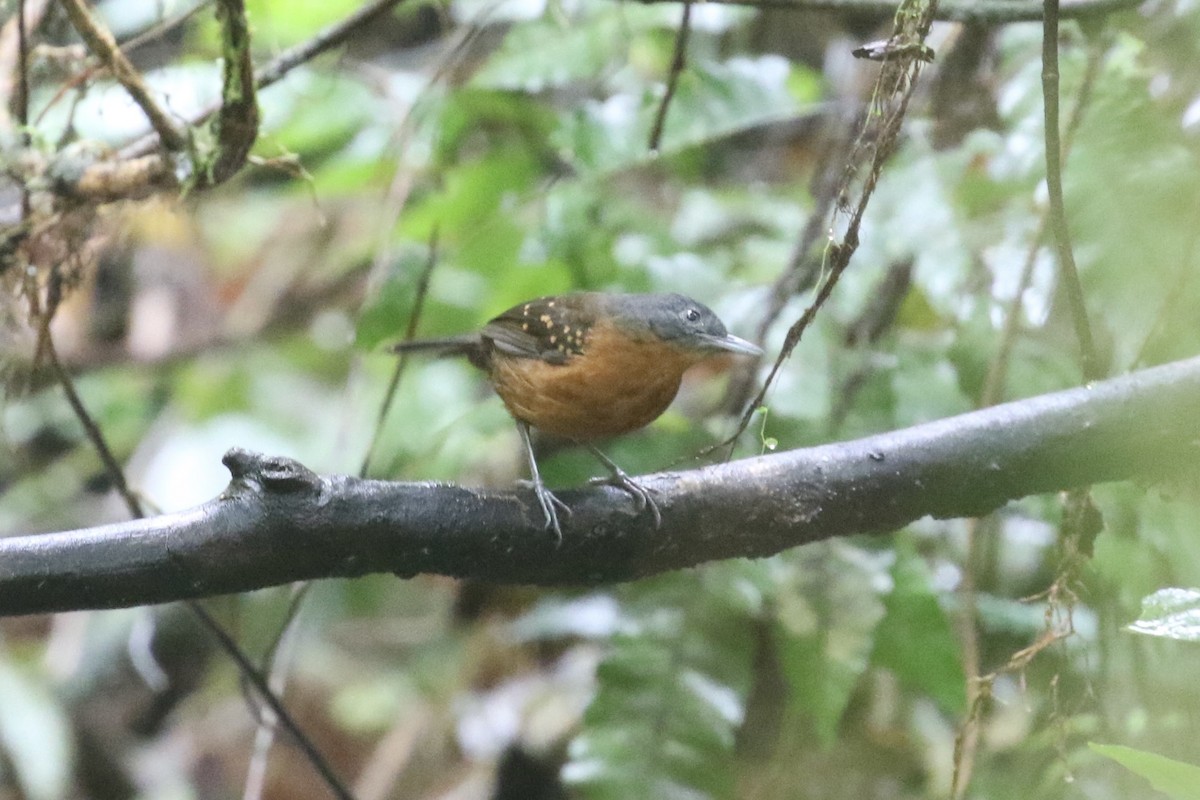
[47,144,175,202]
[222,448,321,494]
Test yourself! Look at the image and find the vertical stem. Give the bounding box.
[1042,0,1101,380]
[17,0,31,220]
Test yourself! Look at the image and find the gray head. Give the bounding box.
[599,292,763,357]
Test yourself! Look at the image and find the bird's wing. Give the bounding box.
[481,295,597,364]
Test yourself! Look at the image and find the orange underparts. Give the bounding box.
[488,320,704,441]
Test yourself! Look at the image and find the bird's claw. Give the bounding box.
[517,479,571,543]
[589,470,662,528]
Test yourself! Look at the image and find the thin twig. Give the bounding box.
[360,230,441,478]
[59,0,187,151]
[1042,0,1101,380]
[648,1,692,152]
[981,217,1047,405]
[44,340,146,517]
[120,0,214,53]
[241,583,309,800]
[827,258,913,432]
[950,515,987,800]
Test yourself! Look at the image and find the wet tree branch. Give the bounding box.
[628,0,1143,23]
[2,356,1198,615]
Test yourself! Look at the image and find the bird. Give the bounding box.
[392,292,762,539]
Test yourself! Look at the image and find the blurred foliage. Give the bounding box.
[3,0,1200,798]
[565,567,758,799]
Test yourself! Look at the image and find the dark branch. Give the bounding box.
[3,356,1199,616]
[208,0,259,185]
[634,0,1144,23]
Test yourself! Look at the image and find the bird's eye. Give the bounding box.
[684,308,701,322]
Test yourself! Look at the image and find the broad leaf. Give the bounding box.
[1091,743,1200,800]
[1128,588,1200,642]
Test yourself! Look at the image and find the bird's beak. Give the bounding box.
[698,333,763,357]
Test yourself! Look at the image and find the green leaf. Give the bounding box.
[1127,588,1200,642]
[1090,743,1200,800]
[870,540,966,714]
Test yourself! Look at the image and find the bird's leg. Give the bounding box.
[585,444,663,528]
[517,420,569,542]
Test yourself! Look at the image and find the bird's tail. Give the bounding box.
[390,334,482,360]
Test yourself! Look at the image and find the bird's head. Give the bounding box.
[604,293,763,359]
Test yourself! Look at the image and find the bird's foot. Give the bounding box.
[588,465,662,528]
[517,479,571,543]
